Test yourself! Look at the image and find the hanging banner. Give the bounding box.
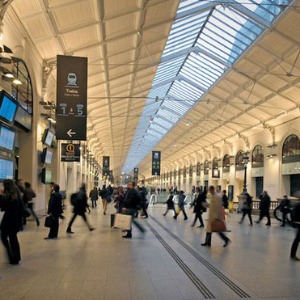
[133,167,138,181]
[56,55,88,141]
[102,156,110,176]
[152,151,161,176]
[61,143,80,162]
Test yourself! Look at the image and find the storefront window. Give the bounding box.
[252,145,264,168]
[282,135,300,164]
[223,154,230,173]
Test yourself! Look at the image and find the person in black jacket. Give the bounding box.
[279,195,290,227]
[24,182,40,227]
[163,192,176,216]
[0,179,24,265]
[191,187,207,228]
[138,186,148,218]
[256,191,271,226]
[45,184,63,240]
[239,193,253,226]
[291,195,300,261]
[66,184,95,234]
[122,181,145,238]
[89,186,99,209]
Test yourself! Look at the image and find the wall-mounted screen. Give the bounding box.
[42,128,54,147]
[0,158,14,180]
[41,147,53,165]
[41,168,52,184]
[0,125,15,151]
[14,105,32,131]
[0,91,18,124]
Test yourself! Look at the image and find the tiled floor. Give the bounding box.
[0,204,299,300]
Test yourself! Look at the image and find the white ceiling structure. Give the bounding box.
[8,0,300,179]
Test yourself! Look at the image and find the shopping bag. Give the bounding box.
[211,219,226,232]
[176,207,181,215]
[113,213,132,230]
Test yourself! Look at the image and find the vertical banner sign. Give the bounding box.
[133,168,138,181]
[56,55,88,141]
[102,156,110,176]
[152,151,161,176]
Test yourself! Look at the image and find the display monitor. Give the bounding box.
[41,168,52,184]
[0,125,15,151]
[42,128,54,147]
[0,158,14,180]
[41,147,53,165]
[14,105,32,131]
[0,91,18,124]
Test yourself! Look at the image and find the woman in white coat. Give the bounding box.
[201,186,230,247]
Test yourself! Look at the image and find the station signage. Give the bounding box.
[133,167,138,181]
[56,55,88,141]
[61,143,80,162]
[152,151,161,176]
[102,156,110,176]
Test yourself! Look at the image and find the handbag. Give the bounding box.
[44,215,54,228]
[113,213,132,230]
[211,219,226,232]
[22,207,31,218]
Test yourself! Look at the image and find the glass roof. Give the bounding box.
[123,0,292,174]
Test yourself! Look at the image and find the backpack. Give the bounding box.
[291,203,300,226]
[70,193,78,206]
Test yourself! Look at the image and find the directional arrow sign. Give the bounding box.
[67,129,76,138]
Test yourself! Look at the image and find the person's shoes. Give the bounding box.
[122,234,132,239]
[173,215,177,220]
[89,228,95,231]
[290,256,300,261]
[201,242,211,247]
[9,261,19,265]
[44,237,55,240]
[198,225,204,228]
[238,221,242,224]
[250,223,253,226]
[103,212,106,215]
[184,218,188,220]
[143,216,148,218]
[255,221,260,224]
[223,239,231,248]
[37,220,40,227]
[163,214,166,216]
[266,223,271,226]
[66,229,74,234]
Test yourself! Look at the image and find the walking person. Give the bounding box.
[201,186,230,248]
[138,186,148,218]
[256,191,271,226]
[174,190,188,220]
[122,181,145,239]
[239,193,253,226]
[0,179,24,265]
[290,196,300,261]
[100,185,110,215]
[163,192,176,216]
[45,184,63,240]
[191,187,207,228]
[279,195,290,227]
[66,184,95,234]
[89,186,99,209]
[23,182,40,227]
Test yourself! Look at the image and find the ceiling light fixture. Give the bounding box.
[13,78,22,85]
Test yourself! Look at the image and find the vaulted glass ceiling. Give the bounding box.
[123,0,292,174]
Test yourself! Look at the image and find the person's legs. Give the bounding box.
[266,211,271,225]
[198,213,204,227]
[28,203,40,226]
[282,212,287,226]
[248,211,253,225]
[141,203,148,218]
[240,211,246,224]
[291,226,300,259]
[49,216,59,238]
[191,213,198,227]
[67,213,77,232]
[219,232,230,247]
[102,199,108,215]
[201,232,212,246]
[1,229,14,263]
[80,213,93,230]
[8,231,21,264]
[182,207,188,220]
[163,208,168,216]
[92,200,95,208]
[256,211,264,223]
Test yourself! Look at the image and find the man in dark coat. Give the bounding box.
[291,195,300,261]
[256,191,271,226]
[66,184,94,234]
[89,186,99,208]
[122,181,145,238]
[45,184,63,239]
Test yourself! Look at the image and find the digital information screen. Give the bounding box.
[45,149,53,164]
[0,158,14,180]
[0,125,15,151]
[44,130,54,147]
[0,95,18,123]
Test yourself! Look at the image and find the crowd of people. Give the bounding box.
[1,179,300,266]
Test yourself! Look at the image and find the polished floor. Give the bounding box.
[0,203,299,300]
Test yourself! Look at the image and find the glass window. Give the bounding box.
[223,154,230,173]
[252,145,264,168]
[204,160,210,175]
[196,162,201,176]
[236,151,244,171]
[282,135,300,164]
